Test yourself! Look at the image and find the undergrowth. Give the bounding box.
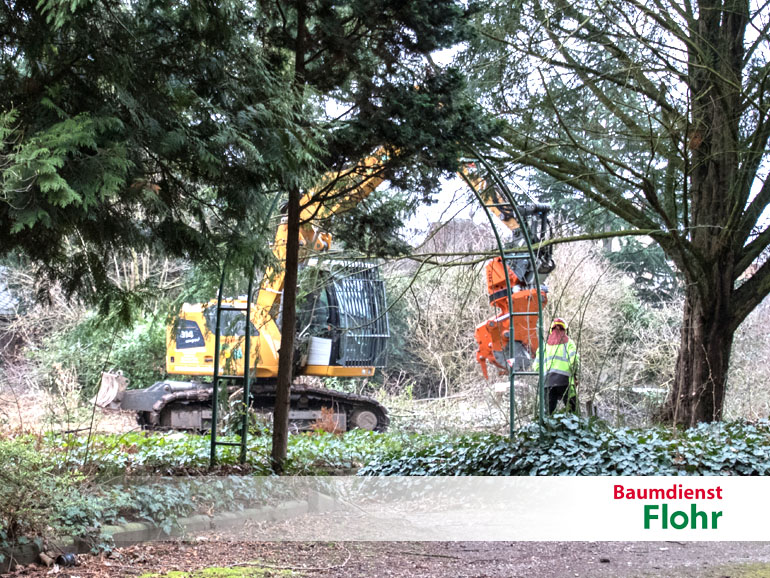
[3,415,770,560]
[359,414,770,476]
[12,415,770,479]
[48,429,411,475]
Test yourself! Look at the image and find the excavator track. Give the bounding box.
[128,380,389,432]
[251,384,390,432]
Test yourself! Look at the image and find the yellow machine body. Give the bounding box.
[166,151,390,382]
[166,299,376,379]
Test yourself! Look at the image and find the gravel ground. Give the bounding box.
[8,540,770,578]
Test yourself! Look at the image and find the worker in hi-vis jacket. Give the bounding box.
[532,318,579,414]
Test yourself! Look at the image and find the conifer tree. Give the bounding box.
[0,0,311,318]
[259,0,495,472]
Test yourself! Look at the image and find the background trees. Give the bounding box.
[462,0,770,425]
[1,0,309,317]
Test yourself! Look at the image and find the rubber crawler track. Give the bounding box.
[137,383,390,432]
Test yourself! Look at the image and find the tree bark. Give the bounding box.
[665,281,735,426]
[661,0,747,425]
[271,185,301,473]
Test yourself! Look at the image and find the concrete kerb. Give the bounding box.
[105,497,318,544]
[0,491,337,573]
[0,542,40,574]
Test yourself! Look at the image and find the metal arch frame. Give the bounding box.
[207,152,545,461]
[463,148,546,435]
[210,192,282,467]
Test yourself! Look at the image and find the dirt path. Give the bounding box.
[9,540,770,578]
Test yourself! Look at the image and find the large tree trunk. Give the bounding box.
[271,185,301,473]
[665,281,735,426]
[271,0,307,474]
[662,0,747,426]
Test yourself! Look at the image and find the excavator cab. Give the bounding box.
[297,262,389,374]
[165,260,389,380]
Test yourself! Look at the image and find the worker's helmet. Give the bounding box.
[550,318,568,332]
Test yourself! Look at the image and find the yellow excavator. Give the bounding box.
[98,152,392,431]
[96,156,554,431]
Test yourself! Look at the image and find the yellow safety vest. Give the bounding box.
[533,340,579,389]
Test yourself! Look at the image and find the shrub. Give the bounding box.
[49,429,411,476]
[0,438,82,556]
[31,316,167,397]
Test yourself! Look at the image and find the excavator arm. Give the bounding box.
[256,149,390,313]
[460,165,554,379]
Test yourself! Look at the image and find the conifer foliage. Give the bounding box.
[0,0,307,314]
[256,0,495,472]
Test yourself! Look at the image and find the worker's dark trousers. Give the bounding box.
[546,384,577,414]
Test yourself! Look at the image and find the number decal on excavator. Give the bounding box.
[175,320,204,349]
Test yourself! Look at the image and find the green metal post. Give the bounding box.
[461,173,519,436]
[210,193,283,468]
[209,260,228,467]
[477,160,546,425]
[239,271,254,464]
